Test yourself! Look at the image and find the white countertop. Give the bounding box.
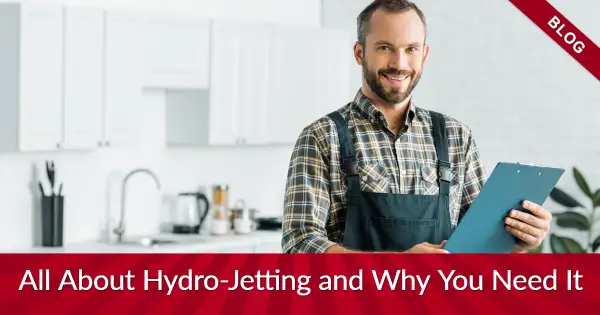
[10,230,283,253]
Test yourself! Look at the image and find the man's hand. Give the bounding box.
[505,200,552,253]
[404,241,450,254]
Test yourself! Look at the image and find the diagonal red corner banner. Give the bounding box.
[509,0,600,81]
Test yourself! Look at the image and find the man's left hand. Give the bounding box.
[505,200,552,253]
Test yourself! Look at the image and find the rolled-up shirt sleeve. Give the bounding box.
[459,129,488,221]
[281,125,337,253]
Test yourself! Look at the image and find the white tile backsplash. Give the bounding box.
[0,144,293,250]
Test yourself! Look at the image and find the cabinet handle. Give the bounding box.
[105,141,110,146]
[98,141,103,146]
[56,142,62,149]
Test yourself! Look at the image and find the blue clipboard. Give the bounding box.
[443,162,565,253]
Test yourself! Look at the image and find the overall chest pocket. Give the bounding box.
[358,163,391,193]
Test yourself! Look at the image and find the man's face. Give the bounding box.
[356,9,429,105]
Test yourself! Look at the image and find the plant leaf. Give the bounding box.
[593,236,600,252]
[573,167,593,198]
[549,234,586,253]
[554,211,590,231]
[593,189,600,207]
[529,242,544,253]
[549,187,583,208]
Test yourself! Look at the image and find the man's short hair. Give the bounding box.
[357,0,427,46]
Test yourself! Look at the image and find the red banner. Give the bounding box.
[0,254,599,314]
[509,0,600,81]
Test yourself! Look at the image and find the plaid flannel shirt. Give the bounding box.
[282,89,488,253]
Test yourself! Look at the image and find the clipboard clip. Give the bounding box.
[437,160,452,182]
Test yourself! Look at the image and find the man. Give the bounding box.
[281,0,552,254]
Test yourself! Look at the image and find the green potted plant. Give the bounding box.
[547,167,600,253]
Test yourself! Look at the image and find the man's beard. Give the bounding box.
[362,61,422,105]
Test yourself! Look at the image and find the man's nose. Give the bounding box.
[389,51,409,69]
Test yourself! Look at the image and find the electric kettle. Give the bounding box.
[172,192,210,234]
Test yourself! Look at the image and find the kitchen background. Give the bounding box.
[0,0,597,253]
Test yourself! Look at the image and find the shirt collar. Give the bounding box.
[352,89,416,128]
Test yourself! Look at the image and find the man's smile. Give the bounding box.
[382,73,409,86]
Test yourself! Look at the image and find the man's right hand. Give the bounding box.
[404,241,450,254]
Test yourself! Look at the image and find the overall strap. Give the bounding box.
[327,111,361,198]
[429,111,451,196]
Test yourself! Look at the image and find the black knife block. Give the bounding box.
[41,195,64,247]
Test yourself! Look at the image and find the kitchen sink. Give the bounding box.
[115,236,208,248]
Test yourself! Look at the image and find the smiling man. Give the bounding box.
[281,0,552,254]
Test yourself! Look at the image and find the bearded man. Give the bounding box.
[281,0,552,254]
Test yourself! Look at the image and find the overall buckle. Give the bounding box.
[438,160,452,182]
[344,157,358,176]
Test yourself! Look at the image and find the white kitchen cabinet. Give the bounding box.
[0,3,64,152]
[139,13,211,89]
[315,29,360,118]
[165,19,272,146]
[166,22,358,147]
[102,10,144,147]
[237,23,272,144]
[0,3,155,152]
[74,8,168,150]
[267,26,322,144]
[266,26,358,145]
[62,6,105,149]
[62,6,147,150]
[0,4,361,151]
[207,20,271,145]
[206,20,240,145]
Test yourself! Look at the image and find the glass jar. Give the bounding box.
[210,184,230,235]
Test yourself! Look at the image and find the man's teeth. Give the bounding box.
[387,75,408,81]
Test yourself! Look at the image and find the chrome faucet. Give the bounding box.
[113,168,161,243]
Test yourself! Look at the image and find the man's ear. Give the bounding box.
[354,41,364,65]
[422,44,430,63]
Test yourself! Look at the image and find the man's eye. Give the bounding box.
[379,46,390,51]
[407,47,418,52]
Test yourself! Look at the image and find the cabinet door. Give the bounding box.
[18,4,63,151]
[208,20,240,145]
[140,14,210,89]
[315,29,358,117]
[62,6,104,149]
[103,10,143,147]
[268,26,321,144]
[237,23,272,145]
[208,20,273,146]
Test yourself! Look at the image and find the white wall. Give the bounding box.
[323,0,600,252]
